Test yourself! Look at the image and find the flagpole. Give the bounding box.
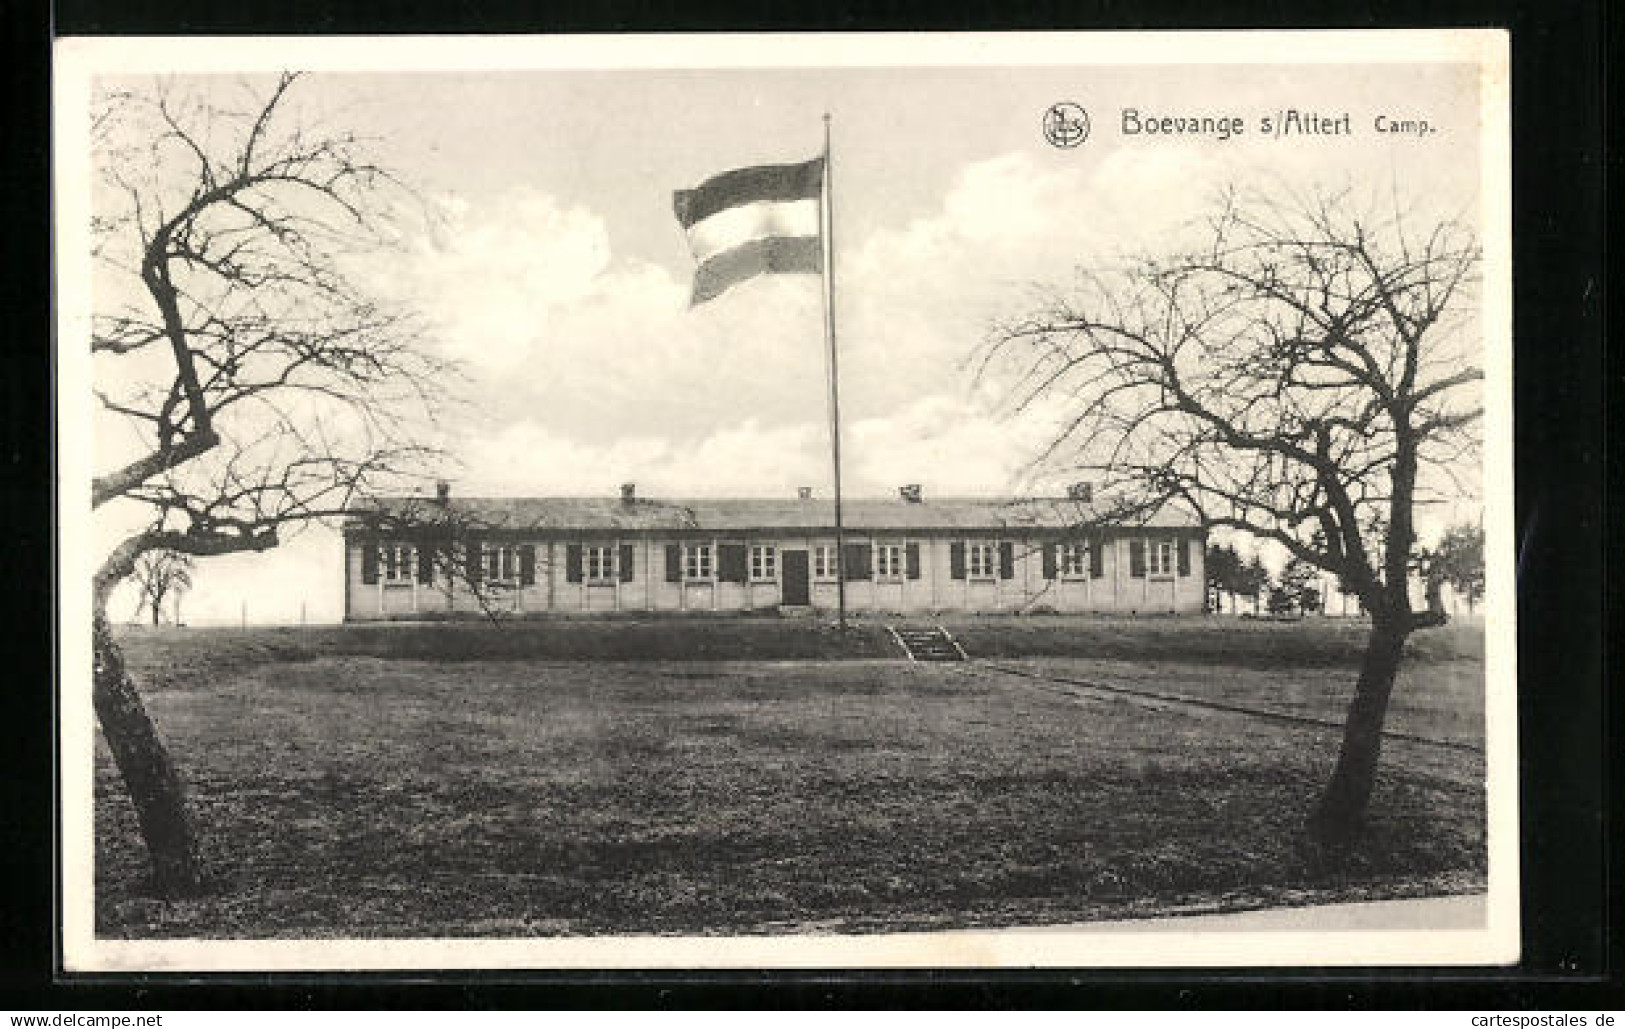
[821,113,847,631]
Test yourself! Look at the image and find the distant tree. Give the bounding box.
[90,74,450,895]
[1266,583,1297,617]
[1299,582,1325,615]
[1205,543,1242,612]
[130,551,193,627]
[982,187,1481,841]
[1279,556,1322,615]
[1423,522,1485,614]
[1239,555,1270,615]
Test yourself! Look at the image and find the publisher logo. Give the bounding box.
[1042,102,1091,148]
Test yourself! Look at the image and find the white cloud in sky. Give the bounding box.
[392,187,831,446]
[379,143,1353,516]
[410,189,618,374]
[396,148,1146,512]
[451,394,1051,500]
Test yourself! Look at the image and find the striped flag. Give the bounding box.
[673,157,824,305]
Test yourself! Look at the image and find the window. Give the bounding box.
[381,544,414,584]
[586,545,616,582]
[1147,538,1175,577]
[1060,543,1089,578]
[683,543,714,581]
[750,545,777,581]
[874,543,902,580]
[967,542,997,579]
[485,545,518,583]
[813,545,838,580]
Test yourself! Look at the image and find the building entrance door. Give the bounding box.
[781,549,810,606]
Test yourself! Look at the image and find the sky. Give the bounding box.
[85,55,1490,623]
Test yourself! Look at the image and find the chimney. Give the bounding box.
[434,481,450,504]
[620,482,636,505]
[797,486,814,500]
[899,484,923,504]
[1067,481,1093,503]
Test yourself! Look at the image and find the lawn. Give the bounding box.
[94,618,1487,938]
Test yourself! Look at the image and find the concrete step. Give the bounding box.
[889,625,967,662]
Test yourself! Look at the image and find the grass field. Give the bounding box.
[95,616,1486,938]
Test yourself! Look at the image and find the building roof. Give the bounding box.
[347,494,1200,534]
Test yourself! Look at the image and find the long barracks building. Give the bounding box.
[342,484,1206,621]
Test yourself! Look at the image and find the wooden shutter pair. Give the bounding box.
[948,541,1011,578]
[842,543,871,580]
[905,542,921,580]
[568,542,634,583]
[1177,536,1191,577]
[1129,539,1146,578]
[518,545,536,586]
[360,541,380,584]
[1046,540,1105,579]
[417,541,436,585]
[665,544,682,582]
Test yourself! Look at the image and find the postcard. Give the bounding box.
[55,30,1515,971]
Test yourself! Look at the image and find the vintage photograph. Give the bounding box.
[55,32,1515,969]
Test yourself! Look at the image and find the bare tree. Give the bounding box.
[348,493,549,626]
[129,550,194,626]
[90,73,450,894]
[982,187,1482,842]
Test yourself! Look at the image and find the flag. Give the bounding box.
[673,157,824,305]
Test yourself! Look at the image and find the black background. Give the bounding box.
[2,0,1615,1009]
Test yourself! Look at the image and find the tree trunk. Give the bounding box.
[92,607,204,896]
[1308,615,1410,843]
[149,595,161,627]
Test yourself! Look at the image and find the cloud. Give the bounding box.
[389,187,831,447]
[382,149,1260,512]
[388,147,1275,480]
[452,390,1060,502]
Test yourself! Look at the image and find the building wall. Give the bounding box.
[344,531,1205,621]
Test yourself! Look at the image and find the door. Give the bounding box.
[781,549,810,606]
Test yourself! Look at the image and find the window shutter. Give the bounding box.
[950,541,966,580]
[1177,536,1191,577]
[905,542,921,580]
[619,543,635,582]
[465,540,482,583]
[566,543,583,583]
[519,544,536,586]
[665,544,682,582]
[1129,539,1146,578]
[361,543,379,585]
[720,543,748,583]
[1090,537,1104,578]
[999,541,1015,579]
[843,543,870,580]
[1042,542,1057,579]
[417,542,435,584]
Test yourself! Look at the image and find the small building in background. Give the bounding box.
[341,484,1206,621]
